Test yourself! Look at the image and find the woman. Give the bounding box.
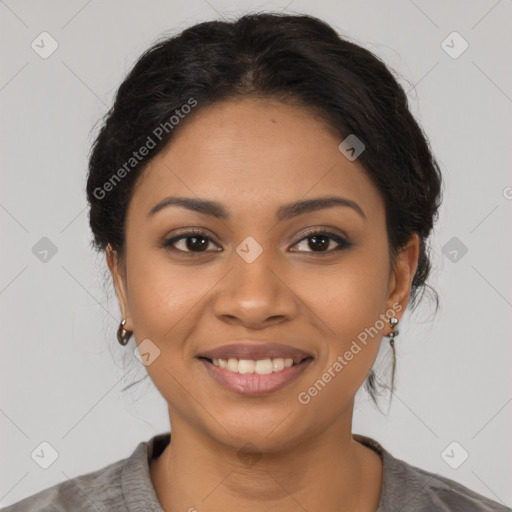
[5,12,509,512]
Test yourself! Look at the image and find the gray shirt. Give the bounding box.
[2,433,510,511]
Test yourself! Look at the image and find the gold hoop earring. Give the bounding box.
[117,319,132,346]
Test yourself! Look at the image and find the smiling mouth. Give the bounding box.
[198,356,313,375]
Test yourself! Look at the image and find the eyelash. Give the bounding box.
[161,228,352,256]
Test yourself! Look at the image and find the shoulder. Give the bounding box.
[2,434,168,512]
[353,434,511,512]
[1,457,126,512]
[386,455,511,512]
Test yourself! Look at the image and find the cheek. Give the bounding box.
[316,246,391,371]
[124,247,200,343]
[124,250,204,401]
[323,241,390,314]
[292,251,391,426]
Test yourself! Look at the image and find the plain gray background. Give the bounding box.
[1,0,511,508]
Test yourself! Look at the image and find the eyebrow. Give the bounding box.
[148,195,366,221]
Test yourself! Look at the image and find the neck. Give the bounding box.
[150,410,383,512]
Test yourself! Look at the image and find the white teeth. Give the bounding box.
[210,356,300,374]
[255,359,273,375]
[227,358,238,372]
[238,359,255,374]
[272,358,284,372]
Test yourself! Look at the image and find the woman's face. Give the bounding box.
[109,97,418,451]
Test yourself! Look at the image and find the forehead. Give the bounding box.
[128,98,384,222]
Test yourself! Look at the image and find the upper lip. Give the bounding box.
[198,341,313,364]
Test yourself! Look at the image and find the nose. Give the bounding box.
[212,249,299,329]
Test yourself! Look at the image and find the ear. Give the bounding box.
[106,244,133,331]
[386,233,420,320]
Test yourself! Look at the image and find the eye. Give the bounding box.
[162,229,221,254]
[291,229,352,254]
[162,228,352,255]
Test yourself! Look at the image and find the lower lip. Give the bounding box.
[198,357,314,396]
